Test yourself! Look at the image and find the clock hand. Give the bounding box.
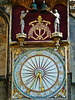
[26,71,44,93]
[26,72,39,93]
[38,71,44,92]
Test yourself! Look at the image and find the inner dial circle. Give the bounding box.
[20,55,59,92]
[35,69,44,76]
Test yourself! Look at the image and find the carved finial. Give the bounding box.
[37,15,42,23]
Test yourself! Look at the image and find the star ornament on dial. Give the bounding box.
[13,49,65,98]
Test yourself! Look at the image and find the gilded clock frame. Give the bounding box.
[11,45,67,99]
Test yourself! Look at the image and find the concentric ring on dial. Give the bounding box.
[20,55,59,92]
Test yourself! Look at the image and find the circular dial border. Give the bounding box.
[13,49,65,98]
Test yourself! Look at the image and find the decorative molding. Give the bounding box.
[10,40,69,49]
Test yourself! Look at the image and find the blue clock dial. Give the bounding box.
[13,49,65,98]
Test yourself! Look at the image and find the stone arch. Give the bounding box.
[0,8,9,77]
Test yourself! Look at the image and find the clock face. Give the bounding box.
[13,49,65,98]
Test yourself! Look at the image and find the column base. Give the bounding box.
[16,33,27,46]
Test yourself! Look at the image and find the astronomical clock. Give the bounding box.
[12,47,67,99]
[10,0,68,99]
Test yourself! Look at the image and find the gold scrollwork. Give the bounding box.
[28,15,51,40]
[13,89,23,99]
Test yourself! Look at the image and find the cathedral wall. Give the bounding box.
[0,2,11,100]
[69,14,75,100]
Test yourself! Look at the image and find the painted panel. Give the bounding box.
[12,4,67,41]
[12,47,67,99]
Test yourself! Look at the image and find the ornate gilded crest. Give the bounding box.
[28,15,51,40]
